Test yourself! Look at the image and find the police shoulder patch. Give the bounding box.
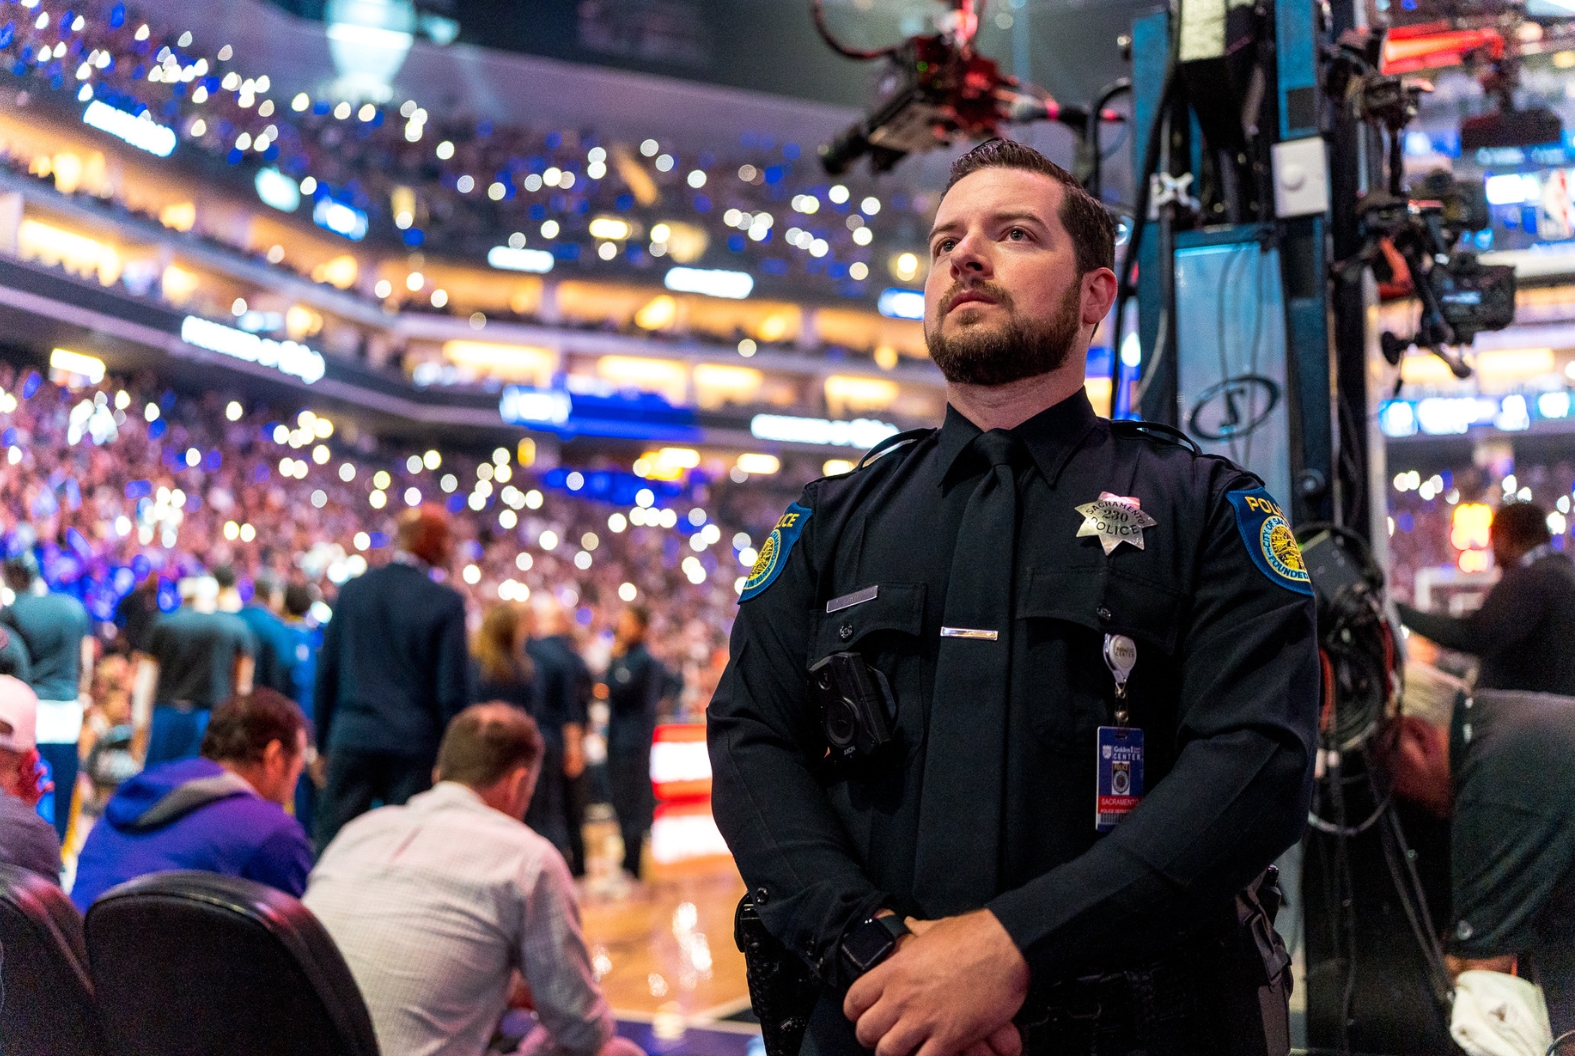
[740,502,812,602]
[1226,487,1313,596]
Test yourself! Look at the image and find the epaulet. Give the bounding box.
[1109,418,1202,455]
[854,428,934,470]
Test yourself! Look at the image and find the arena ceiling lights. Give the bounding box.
[664,267,754,300]
[255,168,302,213]
[180,316,326,385]
[749,414,899,448]
[499,388,572,426]
[81,101,176,158]
[876,288,925,320]
[50,348,106,385]
[312,198,369,241]
[487,246,556,274]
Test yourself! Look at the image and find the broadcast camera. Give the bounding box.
[1325,28,1515,379]
[813,0,1096,175]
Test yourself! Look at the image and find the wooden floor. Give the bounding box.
[579,815,752,1023]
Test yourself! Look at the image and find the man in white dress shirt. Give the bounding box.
[306,702,645,1056]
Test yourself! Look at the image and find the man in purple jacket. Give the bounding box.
[72,688,312,910]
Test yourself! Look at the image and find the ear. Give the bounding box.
[1081,267,1118,327]
[508,765,535,816]
[1390,715,1452,817]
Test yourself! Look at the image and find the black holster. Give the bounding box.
[735,894,820,1056]
[1215,866,1294,1056]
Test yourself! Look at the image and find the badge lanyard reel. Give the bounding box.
[1096,633,1144,832]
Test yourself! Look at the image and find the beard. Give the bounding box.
[926,280,1083,387]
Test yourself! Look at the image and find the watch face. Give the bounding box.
[843,919,897,974]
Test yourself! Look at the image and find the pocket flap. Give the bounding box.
[1017,567,1183,652]
[1103,569,1184,652]
[1016,568,1104,628]
[811,583,926,664]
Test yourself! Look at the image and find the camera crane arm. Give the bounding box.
[812,0,1120,175]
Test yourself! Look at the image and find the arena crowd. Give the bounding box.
[0,354,820,1053]
[0,351,806,870]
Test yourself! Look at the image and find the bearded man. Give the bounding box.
[707,139,1319,1056]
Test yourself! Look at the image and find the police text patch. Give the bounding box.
[740,503,811,602]
[1226,488,1313,596]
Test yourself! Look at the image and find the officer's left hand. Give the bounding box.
[844,908,1029,1056]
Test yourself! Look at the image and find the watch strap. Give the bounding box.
[875,914,910,941]
[840,912,910,981]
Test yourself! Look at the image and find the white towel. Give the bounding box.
[1451,970,1553,1056]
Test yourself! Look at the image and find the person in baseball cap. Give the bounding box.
[0,674,62,883]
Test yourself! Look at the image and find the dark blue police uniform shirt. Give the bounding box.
[528,634,591,752]
[605,644,664,755]
[707,390,1320,986]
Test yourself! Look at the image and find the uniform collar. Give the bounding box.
[936,388,1101,488]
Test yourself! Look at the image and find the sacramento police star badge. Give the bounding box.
[1075,492,1158,555]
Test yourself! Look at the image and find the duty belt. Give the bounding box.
[1017,953,1206,1056]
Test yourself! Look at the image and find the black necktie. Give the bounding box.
[912,429,1021,916]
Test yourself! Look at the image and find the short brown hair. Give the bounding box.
[943,139,1116,277]
[201,689,306,765]
[1493,501,1551,553]
[396,505,453,567]
[436,703,544,789]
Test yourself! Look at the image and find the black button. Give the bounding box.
[1097,607,1113,621]
[755,886,769,904]
[839,624,853,641]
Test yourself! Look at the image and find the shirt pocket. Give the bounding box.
[809,583,928,757]
[1016,567,1184,752]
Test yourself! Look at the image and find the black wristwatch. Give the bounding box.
[841,913,911,977]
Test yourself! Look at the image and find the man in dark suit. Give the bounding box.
[313,506,470,851]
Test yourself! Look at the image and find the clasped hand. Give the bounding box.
[843,909,1029,1056]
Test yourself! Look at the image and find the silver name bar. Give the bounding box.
[940,627,999,641]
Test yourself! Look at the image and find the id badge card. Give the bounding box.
[1095,726,1144,832]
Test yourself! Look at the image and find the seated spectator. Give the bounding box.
[305,703,644,1056]
[71,688,312,910]
[1389,671,1575,1033]
[0,675,61,883]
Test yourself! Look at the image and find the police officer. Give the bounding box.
[707,140,1319,1056]
[604,605,676,879]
